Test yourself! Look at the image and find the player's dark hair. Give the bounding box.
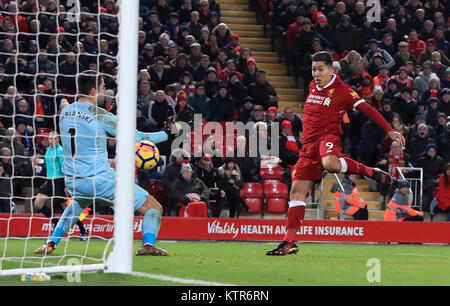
[311,51,333,67]
[77,70,103,96]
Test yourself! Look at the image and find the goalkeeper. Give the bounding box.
[35,71,182,256]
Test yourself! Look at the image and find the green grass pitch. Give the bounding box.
[1,239,449,286]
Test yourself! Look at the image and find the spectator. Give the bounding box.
[413,61,438,95]
[211,23,231,48]
[225,34,243,60]
[384,180,424,221]
[438,88,450,116]
[247,70,278,110]
[175,71,196,95]
[195,153,226,217]
[339,50,364,81]
[204,67,219,99]
[435,112,448,136]
[393,41,418,72]
[409,112,436,139]
[357,119,385,166]
[188,81,211,120]
[171,162,209,216]
[373,65,391,91]
[218,59,242,84]
[163,148,191,215]
[407,28,426,59]
[174,90,195,127]
[139,43,156,70]
[218,158,249,218]
[436,121,450,162]
[193,54,211,82]
[210,82,235,122]
[430,51,449,79]
[275,107,303,140]
[136,105,153,133]
[418,38,450,66]
[435,162,450,221]
[364,39,395,71]
[243,57,258,88]
[391,66,413,90]
[377,141,414,198]
[58,52,84,93]
[137,80,156,109]
[188,42,203,68]
[247,105,270,125]
[333,15,361,56]
[407,124,435,161]
[392,87,417,125]
[147,90,176,131]
[415,143,445,210]
[383,79,400,101]
[238,96,255,123]
[279,120,300,167]
[227,72,247,110]
[149,56,173,91]
[234,135,260,183]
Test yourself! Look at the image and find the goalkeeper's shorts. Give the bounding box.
[64,168,149,211]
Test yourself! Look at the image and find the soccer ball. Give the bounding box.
[135,141,160,170]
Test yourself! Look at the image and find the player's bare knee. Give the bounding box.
[137,195,163,216]
[322,158,341,173]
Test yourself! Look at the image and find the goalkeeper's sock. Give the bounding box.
[142,208,161,246]
[341,157,373,177]
[48,200,83,245]
[282,201,306,242]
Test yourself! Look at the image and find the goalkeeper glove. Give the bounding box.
[165,116,183,138]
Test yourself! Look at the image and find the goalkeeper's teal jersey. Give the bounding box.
[59,101,168,177]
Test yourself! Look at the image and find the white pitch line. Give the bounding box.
[394,254,449,258]
[130,271,237,286]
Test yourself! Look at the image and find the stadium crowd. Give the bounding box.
[0,0,448,218]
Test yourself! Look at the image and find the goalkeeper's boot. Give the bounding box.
[136,244,169,256]
[371,168,392,185]
[34,241,56,255]
[266,241,299,256]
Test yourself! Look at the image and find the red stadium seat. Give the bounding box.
[240,183,264,214]
[260,165,283,181]
[145,180,167,205]
[264,182,288,214]
[178,201,207,217]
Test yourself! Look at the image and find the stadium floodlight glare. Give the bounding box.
[0,0,138,277]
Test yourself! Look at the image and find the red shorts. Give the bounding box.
[291,134,342,183]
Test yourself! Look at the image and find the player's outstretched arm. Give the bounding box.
[355,102,406,147]
[96,105,182,144]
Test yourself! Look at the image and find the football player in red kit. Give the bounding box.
[266,51,405,256]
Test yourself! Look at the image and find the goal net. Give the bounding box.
[0,0,137,277]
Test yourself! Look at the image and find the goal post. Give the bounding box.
[0,0,139,277]
[106,0,139,274]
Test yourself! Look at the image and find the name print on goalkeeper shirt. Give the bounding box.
[61,110,94,124]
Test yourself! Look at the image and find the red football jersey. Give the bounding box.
[301,74,365,144]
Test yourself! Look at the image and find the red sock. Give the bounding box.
[283,204,305,242]
[343,157,373,177]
